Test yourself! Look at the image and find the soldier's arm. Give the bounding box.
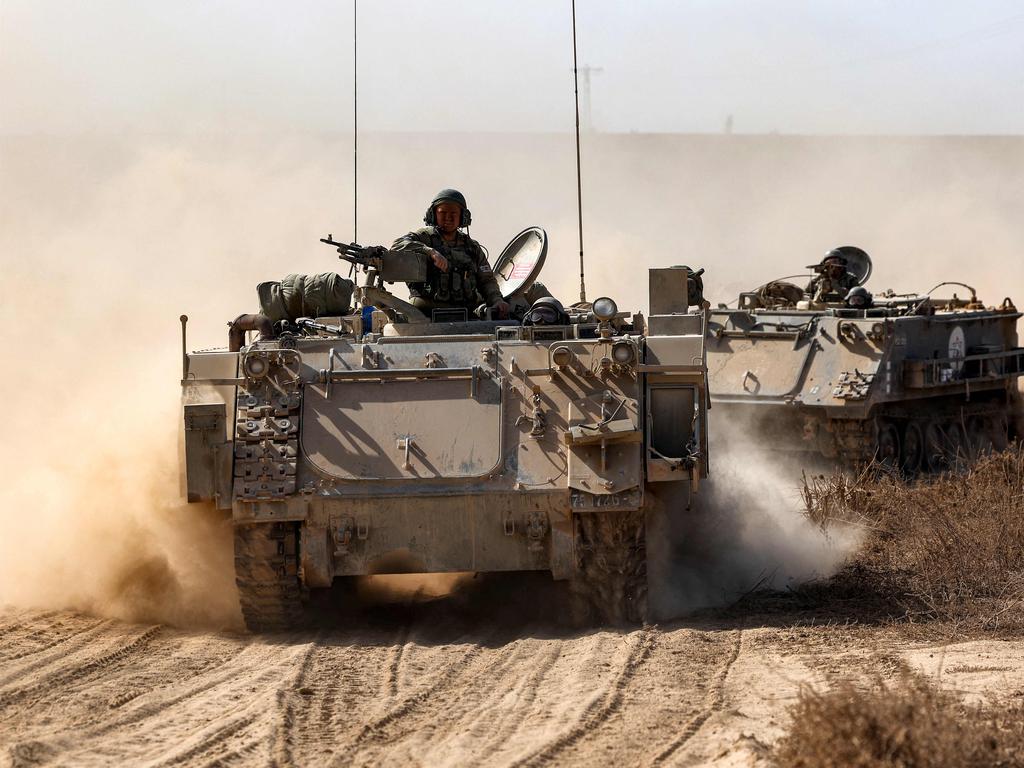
[392,231,448,272]
[391,231,434,259]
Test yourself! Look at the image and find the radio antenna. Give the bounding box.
[353,0,359,243]
[571,0,587,303]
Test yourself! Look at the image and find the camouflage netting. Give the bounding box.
[257,273,354,322]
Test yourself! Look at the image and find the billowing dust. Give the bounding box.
[0,132,1020,628]
[667,413,863,613]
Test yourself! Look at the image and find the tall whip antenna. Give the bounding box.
[353,0,358,242]
[571,0,586,303]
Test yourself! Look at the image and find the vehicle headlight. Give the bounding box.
[243,354,269,379]
[551,345,575,368]
[592,296,618,321]
[611,340,635,364]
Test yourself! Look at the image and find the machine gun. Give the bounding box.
[320,235,428,284]
[319,234,430,324]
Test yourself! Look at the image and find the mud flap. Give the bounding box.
[644,481,693,622]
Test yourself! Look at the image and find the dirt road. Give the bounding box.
[2,597,1021,768]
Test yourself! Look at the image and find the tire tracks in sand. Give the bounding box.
[0,618,116,687]
[268,631,324,768]
[138,634,322,768]
[0,610,67,654]
[329,617,547,768]
[332,641,485,767]
[1,616,109,665]
[0,623,161,714]
[281,610,422,766]
[509,627,658,768]
[470,641,565,761]
[647,628,744,767]
[368,633,558,766]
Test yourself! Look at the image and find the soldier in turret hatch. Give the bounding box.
[391,189,511,318]
[805,250,860,303]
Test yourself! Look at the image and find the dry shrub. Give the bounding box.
[775,674,1024,768]
[801,446,1024,628]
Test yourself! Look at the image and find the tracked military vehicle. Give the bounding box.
[180,227,709,629]
[706,248,1024,472]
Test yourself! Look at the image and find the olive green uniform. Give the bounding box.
[805,270,859,303]
[391,226,503,312]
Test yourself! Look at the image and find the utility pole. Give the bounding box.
[578,64,603,132]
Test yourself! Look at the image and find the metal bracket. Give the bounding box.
[396,435,415,469]
[323,366,482,397]
[362,346,381,369]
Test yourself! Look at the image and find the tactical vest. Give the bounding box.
[414,230,481,307]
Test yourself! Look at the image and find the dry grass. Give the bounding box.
[800,446,1024,629]
[775,674,1024,768]
[777,448,1024,766]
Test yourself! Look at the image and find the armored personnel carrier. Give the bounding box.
[706,247,1023,472]
[180,228,709,629]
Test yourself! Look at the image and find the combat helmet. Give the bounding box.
[424,188,472,227]
[808,246,873,285]
[845,285,873,308]
[523,296,568,326]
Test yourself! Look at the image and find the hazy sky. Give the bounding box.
[3,0,1024,134]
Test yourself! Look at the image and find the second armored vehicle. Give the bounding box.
[706,248,1023,472]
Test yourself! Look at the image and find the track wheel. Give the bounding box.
[967,416,993,460]
[874,420,901,470]
[945,421,969,470]
[234,522,307,632]
[988,415,1009,453]
[900,422,923,475]
[923,420,948,473]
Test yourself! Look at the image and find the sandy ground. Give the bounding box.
[2,596,1021,768]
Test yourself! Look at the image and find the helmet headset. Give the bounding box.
[424,188,472,228]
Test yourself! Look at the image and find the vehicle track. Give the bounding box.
[7,632,319,766]
[509,628,658,768]
[472,642,565,761]
[269,633,323,768]
[0,610,64,650]
[68,641,262,738]
[131,638,320,766]
[336,642,485,766]
[0,623,161,712]
[385,621,413,699]
[2,607,983,767]
[0,618,116,687]
[648,628,743,766]
[152,712,261,768]
[2,616,111,665]
[365,633,551,766]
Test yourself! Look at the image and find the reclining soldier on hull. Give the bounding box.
[391,188,511,320]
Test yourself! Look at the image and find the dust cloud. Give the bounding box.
[650,414,862,619]
[1,131,1020,627]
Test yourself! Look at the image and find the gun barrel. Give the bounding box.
[320,235,370,260]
